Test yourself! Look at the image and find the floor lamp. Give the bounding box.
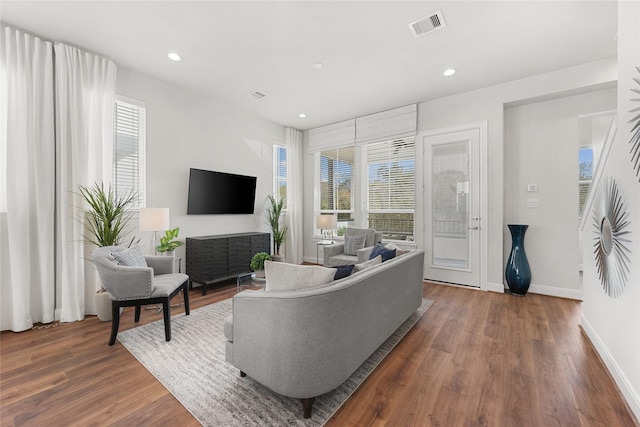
[139,207,170,255]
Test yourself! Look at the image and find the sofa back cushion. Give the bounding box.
[353,254,382,273]
[265,261,336,292]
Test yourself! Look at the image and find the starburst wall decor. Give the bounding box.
[630,66,640,181]
[593,177,632,298]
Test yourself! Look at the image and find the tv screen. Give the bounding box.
[187,168,257,214]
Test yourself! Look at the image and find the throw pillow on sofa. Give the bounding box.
[344,234,366,256]
[384,242,409,257]
[264,261,336,291]
[353,255,382,272]
[369,242,396,262]
[334,264,354,280]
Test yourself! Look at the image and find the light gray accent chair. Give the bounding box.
[225,249,425,418]
[322,227,383,266]
[92,246,190,346]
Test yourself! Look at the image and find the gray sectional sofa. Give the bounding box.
[224,249,425,418]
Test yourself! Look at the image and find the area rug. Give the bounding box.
[117,297,433,426]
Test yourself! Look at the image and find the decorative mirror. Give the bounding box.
[593,177,632,298]
[630,66,640,181]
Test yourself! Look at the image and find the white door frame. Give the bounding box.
[415,121,488,291]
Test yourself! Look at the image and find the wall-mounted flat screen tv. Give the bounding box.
[187,168,257,214]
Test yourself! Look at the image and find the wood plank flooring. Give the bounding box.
[1,282,637,426]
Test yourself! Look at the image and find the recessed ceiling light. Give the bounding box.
[298,113,307,118]
[312,63,324,70]
[168,52,182,62]
[443,68,456,77]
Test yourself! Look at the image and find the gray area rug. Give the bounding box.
[118,297,433,426]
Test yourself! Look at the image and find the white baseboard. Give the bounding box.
[487,282,505,293]
[490,281,582,300]
[303,255,320,265]
[528,283,582,300]
[581,315,640,421]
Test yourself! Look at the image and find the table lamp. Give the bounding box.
[139,207,170,254]
[316,214,337,243]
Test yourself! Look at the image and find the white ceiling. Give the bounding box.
[1,1,618,130]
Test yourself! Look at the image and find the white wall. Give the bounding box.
[301,59,617,279]
[581,0,640,420]
[504,88,616,299]
[415,58,616,296]
[116,67,284,261]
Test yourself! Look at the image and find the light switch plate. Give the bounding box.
[527,198,539,208]
[527,184,538,192]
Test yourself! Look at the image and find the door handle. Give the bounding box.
[467,226,479,230]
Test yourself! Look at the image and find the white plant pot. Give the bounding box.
[271,254,285,263]
[95,290,112,322]
[254,269,265,279]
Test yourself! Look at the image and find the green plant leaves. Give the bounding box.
[156,227,184,252]
[77,182,138,247]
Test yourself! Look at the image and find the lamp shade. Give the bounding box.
[316,214,337,230]
[139,208,170,231]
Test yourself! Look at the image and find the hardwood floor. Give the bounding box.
[1,282,637,426]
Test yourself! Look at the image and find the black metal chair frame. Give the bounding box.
[108,278,190,346]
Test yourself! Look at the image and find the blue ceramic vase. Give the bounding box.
[505,224,531,296]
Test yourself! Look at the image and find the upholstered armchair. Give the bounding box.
[92,246,190,345]
[322,228,383,267]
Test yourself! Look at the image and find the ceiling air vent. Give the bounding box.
[409,11,446,38]
[248,91,267,100]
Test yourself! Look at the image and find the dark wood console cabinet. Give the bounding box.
[186,232,270,295]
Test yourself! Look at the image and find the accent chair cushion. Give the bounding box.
[369,242,397,262]
[345,228,376,247]
[111,246,147,267]
[344,234,366,256]
[353,255,382,273]
[264,261,336,292]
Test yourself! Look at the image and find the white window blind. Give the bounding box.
[114,98,146,209]
[355,104,417,145]
[364,137,415,240]
[319,147,354,223]
[309,119,355,153]
[274,144,287,202]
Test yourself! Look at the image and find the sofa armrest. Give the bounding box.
[357,246,375,264]
[145,255,174,274]
[322,243,344,266]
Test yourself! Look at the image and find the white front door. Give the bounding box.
[422,127,482,287]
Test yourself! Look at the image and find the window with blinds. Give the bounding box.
[274,145,287,202]
[578,146,593,218]
[319,147,354,228]
[364,137,415,240]
[113,98,146,209]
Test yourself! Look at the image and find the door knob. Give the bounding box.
[467,226,479,230]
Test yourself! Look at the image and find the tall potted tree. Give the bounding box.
[266,195,287,262]
[78,182,138,321]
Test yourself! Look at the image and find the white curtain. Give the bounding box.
[0,27,56,331]
[54,44,117,321]
[285,128,304,264]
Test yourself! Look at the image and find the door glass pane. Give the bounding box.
[432,141,470,269]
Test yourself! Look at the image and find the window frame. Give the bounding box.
[113,95,146,210]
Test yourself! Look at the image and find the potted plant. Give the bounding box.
[78,182,138,321]
[250,252,271,278]
[266,195,288,262]
[156,227,184,256]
